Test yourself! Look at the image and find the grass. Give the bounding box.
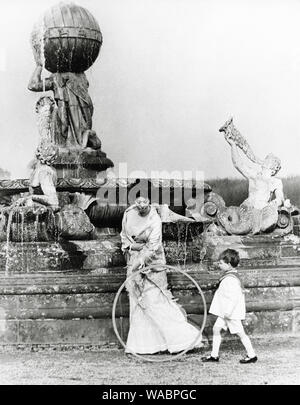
[0,335,298,385]
[207,176,300,208]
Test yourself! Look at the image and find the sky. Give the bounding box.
[1,0,300,180]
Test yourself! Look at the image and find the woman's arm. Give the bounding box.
[139,216,163,266]
[120,211,135,252]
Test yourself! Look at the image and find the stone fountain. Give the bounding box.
[0,2,299,347]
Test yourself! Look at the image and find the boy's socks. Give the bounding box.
[211,334,222,358]
[240,335,256,358]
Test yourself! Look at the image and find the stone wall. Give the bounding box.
[0,233,299,346]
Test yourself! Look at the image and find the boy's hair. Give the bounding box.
[219,249,240,268]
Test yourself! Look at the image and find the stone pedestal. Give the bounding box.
[53,148,114,179]
[0,233,299,346]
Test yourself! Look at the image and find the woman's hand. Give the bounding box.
[130,242,144,251]
[134,235,145,243]
[131,258,143,272]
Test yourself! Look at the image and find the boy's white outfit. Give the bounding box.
[209,271,245,333]
[209,269,256,359]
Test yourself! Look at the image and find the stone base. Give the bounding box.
[0,233,299,345]
[202,233,300,269]
[1,310,299,346]
[53,147,114,179]
[0,263,299,345]
[0,228,206,273]
[1,238,125,273]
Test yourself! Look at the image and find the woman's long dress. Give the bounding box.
[121,205,202,354]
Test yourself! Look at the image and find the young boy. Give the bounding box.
[202,249,257,364]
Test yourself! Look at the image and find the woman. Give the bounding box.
[121,197,202,354]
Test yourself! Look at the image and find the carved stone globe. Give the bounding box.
[31,2,103,73]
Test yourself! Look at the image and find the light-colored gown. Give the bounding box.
[121,205,202,354]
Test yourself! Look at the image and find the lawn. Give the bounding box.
[0,335,298,385]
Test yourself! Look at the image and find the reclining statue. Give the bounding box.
[13,142,59,212]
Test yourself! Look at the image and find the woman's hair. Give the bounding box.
[135,196,150,205]
[218,249,240,268]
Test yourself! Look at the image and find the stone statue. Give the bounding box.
[28,64,102,150]
[152,203,193,222]
[35,96,55,144]
[17,142,59,211]
[0,142,60,242]
[55,204,95,240]
[28,3,114,179]
[219,117,262,165]
[217,118,285,235]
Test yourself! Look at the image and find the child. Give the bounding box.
[202,249,257,364]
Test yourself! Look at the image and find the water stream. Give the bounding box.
[20,209,25,273]
[182,222,190,268]
[5,208,14,276]
[3,203,55,274]
[175,222,191,269]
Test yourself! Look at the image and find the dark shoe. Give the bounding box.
[239,355,258,364]
[202,355,219,362]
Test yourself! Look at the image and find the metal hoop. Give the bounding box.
[112,264,207,362]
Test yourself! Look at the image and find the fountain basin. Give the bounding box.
[162,221,204,241]
[0,177,213,231]
[0,205,56,242]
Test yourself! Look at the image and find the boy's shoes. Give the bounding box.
[239,355,258,364]
[202,355,219,362]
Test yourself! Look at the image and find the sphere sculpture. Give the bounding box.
[31,2,103,73]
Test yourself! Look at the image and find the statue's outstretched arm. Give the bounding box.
[28,65,53,92]
[230,141,260,179]
[30,194,55,207]
[220,117,262,165]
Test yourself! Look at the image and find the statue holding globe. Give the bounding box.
[28,2,113,177]
[28,65,101,150]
